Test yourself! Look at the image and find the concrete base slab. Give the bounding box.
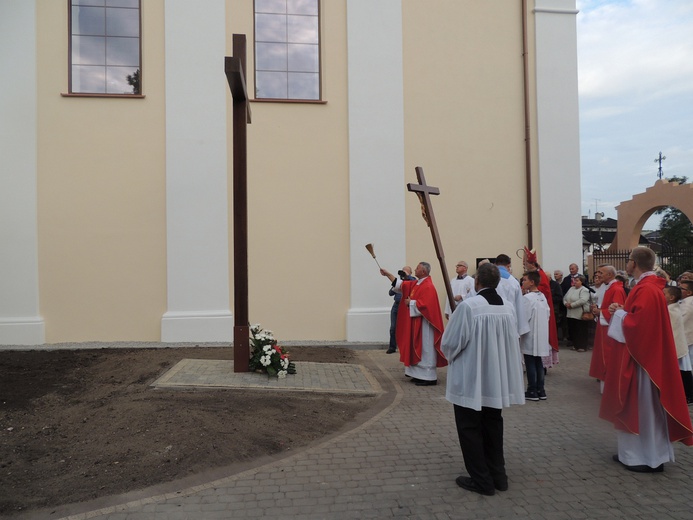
[151,359,382,395]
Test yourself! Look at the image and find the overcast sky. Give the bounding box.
[576,0,693,228]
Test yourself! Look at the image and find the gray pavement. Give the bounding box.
[17,345,693,519]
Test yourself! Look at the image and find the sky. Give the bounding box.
[576,0,693,229]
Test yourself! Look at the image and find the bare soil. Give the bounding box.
[0,346,379,517]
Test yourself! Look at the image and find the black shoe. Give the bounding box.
[525,391,539,401]
[455,476,495,496]
[415,379,437,386]
[538,390,547,400]
[386,348,397,354]
[612,455,663,473]
[494,479,508,492]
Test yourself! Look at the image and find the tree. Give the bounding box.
[657,176,693,249]
[127,69,141,95]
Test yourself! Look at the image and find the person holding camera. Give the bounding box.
[387,266,416,354]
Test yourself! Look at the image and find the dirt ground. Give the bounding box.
[0,346,379,517]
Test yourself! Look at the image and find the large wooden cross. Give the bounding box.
[407,166,456,313]
[225,34,252,372]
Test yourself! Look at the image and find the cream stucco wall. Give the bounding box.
[36,0,167,342]
[401,1,532,298]
[6,0,581,345]
[228,1,351,341]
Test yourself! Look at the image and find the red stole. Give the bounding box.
[538,269,559,350]
[589,282,627,380]
[599,275,693,445]
[395,277,447,368]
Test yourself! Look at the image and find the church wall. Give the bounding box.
[35,1,167,342]
[2,0,582,345]
[228,1,352,341]
[401,0,530,294]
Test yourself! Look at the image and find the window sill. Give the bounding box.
[61,93,145,99]
[252,98,326,105]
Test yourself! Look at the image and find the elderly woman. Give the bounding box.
[563,275,591,352]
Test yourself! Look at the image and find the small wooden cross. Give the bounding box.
[407,166,456,314]
[225,34,252,372]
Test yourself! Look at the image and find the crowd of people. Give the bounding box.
[379,247,693,496]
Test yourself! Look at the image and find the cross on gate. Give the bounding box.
[225,34,252,372]
[654,151,666,180]
[407,166,456,314]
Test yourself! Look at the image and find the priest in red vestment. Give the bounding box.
[589,265,626,389]
[600,247,693,473]
[381,262,446,385]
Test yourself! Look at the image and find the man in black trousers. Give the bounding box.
[441,263,525,495]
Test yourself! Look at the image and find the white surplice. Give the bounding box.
[520,291,551,357]
[496,276,530,336]
[441,294,525,411]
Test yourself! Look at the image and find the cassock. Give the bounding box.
[441,292,525,410]
[520,291,551,357]
[394,276,447,381]
[589,280,626,382]
[600,273,693,468]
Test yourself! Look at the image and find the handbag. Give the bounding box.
[581,290,593,320]
[581,311,594,321]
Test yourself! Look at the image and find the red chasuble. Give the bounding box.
[395,277,447,368]
[538,269,559,350]
[589,282,627,380]
[599,275,693,445]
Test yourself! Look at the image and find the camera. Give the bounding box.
[398,270,407,280]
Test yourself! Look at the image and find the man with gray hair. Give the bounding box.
[589,264,626,393]
[381,262,447,385]
[445,260,475,320]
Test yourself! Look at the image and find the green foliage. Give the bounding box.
[657,176,693,249]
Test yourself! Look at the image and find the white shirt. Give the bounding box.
[442,293,525,411]
[445,275,476,316]
[520,291,551,357]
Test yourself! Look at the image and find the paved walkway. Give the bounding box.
[21,346,693,519]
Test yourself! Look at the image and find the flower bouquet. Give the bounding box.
[248,324,297,378]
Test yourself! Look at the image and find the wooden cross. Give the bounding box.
[407,166,456,314]
[225,34,252,372]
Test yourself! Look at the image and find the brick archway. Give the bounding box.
[613,180,693,250]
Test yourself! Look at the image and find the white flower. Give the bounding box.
[263,345,273,353]
[260,355,271,367]
[251,323,261,333]
[278,370,287,378]
[281,358,289,369]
